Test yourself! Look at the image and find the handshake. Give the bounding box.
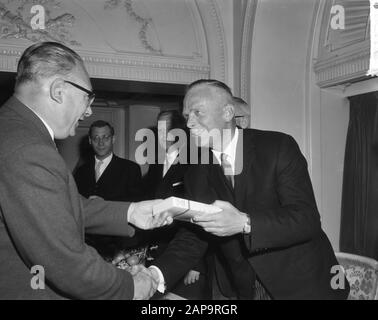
[130,264,160,300]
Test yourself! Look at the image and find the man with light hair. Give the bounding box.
[150,79,350,300]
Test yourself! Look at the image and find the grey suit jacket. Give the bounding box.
[0,97,135,299]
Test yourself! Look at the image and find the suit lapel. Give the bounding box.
[234,129,256,207]
[89,157,96,184]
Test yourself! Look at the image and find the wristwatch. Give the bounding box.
[242,215,251,234]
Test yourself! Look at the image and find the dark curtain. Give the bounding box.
[340,92,378,260]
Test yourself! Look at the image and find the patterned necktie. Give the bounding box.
[221,153,234,188]
[95,160,103,182]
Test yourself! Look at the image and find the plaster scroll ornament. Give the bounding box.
[104,0,162,54]
[0,0,80,46]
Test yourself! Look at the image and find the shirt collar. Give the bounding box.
[95,153,113,166]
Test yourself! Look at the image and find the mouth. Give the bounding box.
[190,129,206,137]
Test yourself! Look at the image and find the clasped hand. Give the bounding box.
[128,199,173,230]
[192,200,248,237]
[130,264,159,300]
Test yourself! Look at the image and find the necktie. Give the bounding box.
[221,153,234,188]
[95,160,103,182]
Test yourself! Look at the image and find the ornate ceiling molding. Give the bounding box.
[314,47,370,87]
[313,0,371,88]
[104,0,162,54]
[0,46,210,84]
[195,0,226,82]
[0,0,80,46]
[0,0,232,84]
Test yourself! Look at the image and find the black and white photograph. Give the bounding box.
[0,0,377,303]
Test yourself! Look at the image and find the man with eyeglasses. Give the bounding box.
[0,42,171,300]
[74,120,143,258]
[75,120,142,203]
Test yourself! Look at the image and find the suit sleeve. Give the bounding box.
[153,225,208,289]
[0,143,134,299]
[82,196,135,237]
[244,134,322,252]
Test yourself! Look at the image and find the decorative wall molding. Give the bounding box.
[313,0,372,88]
[314,47,370,87]
[240,0,257,101]
[195,0,227,82]
[0,45,210,84]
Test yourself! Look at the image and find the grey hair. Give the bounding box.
[15,41,84,87]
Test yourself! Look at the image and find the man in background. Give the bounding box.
[233,96,250,129]
[74,120,143,258]
[74,120,142,202]
[0,41,168,299]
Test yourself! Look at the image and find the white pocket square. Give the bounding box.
[172,181,184,187]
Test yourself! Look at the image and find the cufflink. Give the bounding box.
[242,215,251,234]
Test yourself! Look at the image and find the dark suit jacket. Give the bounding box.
[0,97,136,299]
[142,160,187,200]
[142,154,201,261]
[143,153,210,299]
[74,155,142,202]
[154,129,350,299]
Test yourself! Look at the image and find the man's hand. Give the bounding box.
[132,265,158,300]
[128,199,173,230]
[184,270,200,285]
[192,200,249,236]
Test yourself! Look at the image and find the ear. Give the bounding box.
[50,78,65,104]
[223,104,235,122]
[111,135,116,144]
[88,136,92,145]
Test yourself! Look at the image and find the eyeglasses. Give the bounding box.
[90,135,113,144]
[64,80,95,106]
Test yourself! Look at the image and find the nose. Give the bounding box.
[85,106,92,117]
[186,113,196,129]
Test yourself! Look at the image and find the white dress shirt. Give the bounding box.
[94,153,113,180]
